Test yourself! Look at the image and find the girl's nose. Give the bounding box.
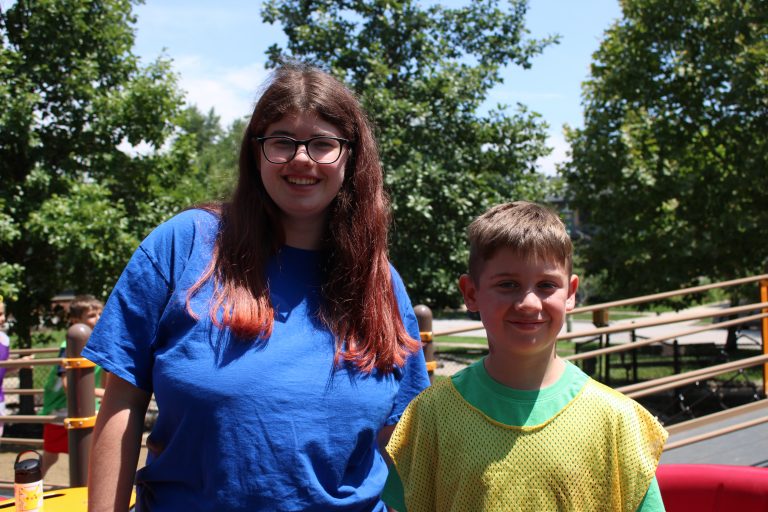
[292,145,312,165]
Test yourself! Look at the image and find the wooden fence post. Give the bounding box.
[592,309,610,382]
[414,305,436,384]
[65,323,95,487]
[760,277,768,398]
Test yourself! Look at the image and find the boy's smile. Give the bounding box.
[459,248,578,362]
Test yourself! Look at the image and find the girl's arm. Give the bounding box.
[377,424,396,465]
[87,374,150,512]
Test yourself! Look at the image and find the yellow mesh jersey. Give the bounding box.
[387,377,668,512]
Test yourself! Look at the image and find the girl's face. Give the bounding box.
[0,304,5,328]
[259,112,349,228]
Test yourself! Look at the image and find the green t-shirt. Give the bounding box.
[40,340,103,416]
[383,358,665,512]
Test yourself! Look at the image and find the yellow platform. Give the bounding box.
[0,487,136,510]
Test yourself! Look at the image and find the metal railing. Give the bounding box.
[428,272,768,449]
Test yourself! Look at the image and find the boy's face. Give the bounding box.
[73,307,102,329]
[458,247,578,359]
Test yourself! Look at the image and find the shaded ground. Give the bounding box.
[0,436,149,490]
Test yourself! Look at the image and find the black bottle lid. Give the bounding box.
[14,450,42,484]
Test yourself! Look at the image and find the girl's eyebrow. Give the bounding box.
[267,129,337,137]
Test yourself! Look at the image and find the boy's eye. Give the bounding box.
[496,281,517,289]
[538,282,559,290]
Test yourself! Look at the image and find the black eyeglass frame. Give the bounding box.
[254,136,352,164]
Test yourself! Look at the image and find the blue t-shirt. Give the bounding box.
[83,209,430,511]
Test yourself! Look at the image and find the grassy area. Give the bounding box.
[434,335,487,345]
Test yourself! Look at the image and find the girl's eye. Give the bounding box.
[312,140,335,150]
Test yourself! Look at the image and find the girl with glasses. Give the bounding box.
[84,63,429,511]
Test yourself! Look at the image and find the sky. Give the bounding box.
[131,0,623,175]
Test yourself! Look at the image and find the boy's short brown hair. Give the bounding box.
[68,294,103,323]
[467,201,573,279]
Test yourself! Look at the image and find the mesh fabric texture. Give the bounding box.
[387,378,667,511]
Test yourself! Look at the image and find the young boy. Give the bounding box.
[383,201,667,511]
[40,294,105,476]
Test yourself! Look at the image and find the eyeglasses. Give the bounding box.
[254,136,351,164]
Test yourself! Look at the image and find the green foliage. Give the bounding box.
[563,0,768,302]
[175,107,246,201]
[26,181,138,298]
[262,0,557,307]
[0,0,195,345]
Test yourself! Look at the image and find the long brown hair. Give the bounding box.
[188,63,420,373]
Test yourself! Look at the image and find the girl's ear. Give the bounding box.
[566,274,580,311]
[458,274,479,312]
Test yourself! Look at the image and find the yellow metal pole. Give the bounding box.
[761,279,768,398]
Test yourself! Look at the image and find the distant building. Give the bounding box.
[50,291,75,325]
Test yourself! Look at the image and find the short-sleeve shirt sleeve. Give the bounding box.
[82,210,215,392]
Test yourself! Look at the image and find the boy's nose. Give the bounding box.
[516,290,542,311]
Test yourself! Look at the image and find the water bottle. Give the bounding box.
[14,450,43,511]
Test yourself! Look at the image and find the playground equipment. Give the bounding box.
[657,464,768,511]
[0,273,765,506]
[0,487,136,510]
[0,323,96,490]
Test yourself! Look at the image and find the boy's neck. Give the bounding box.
[483,353,566,391]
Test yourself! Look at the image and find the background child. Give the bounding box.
[384,201,668,511]
[40,294,104,477]
[0,297,10,437]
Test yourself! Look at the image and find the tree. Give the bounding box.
[0,0,197,357]
[262,0,557,307]
[563,0,768,302]
[175,105,247,201]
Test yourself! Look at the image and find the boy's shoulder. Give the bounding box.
[579,377,663,426]
[403,378,458,415]
[583,377,639,407]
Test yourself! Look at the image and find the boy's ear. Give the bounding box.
[458,274,479,312]
[566,274,580,311]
